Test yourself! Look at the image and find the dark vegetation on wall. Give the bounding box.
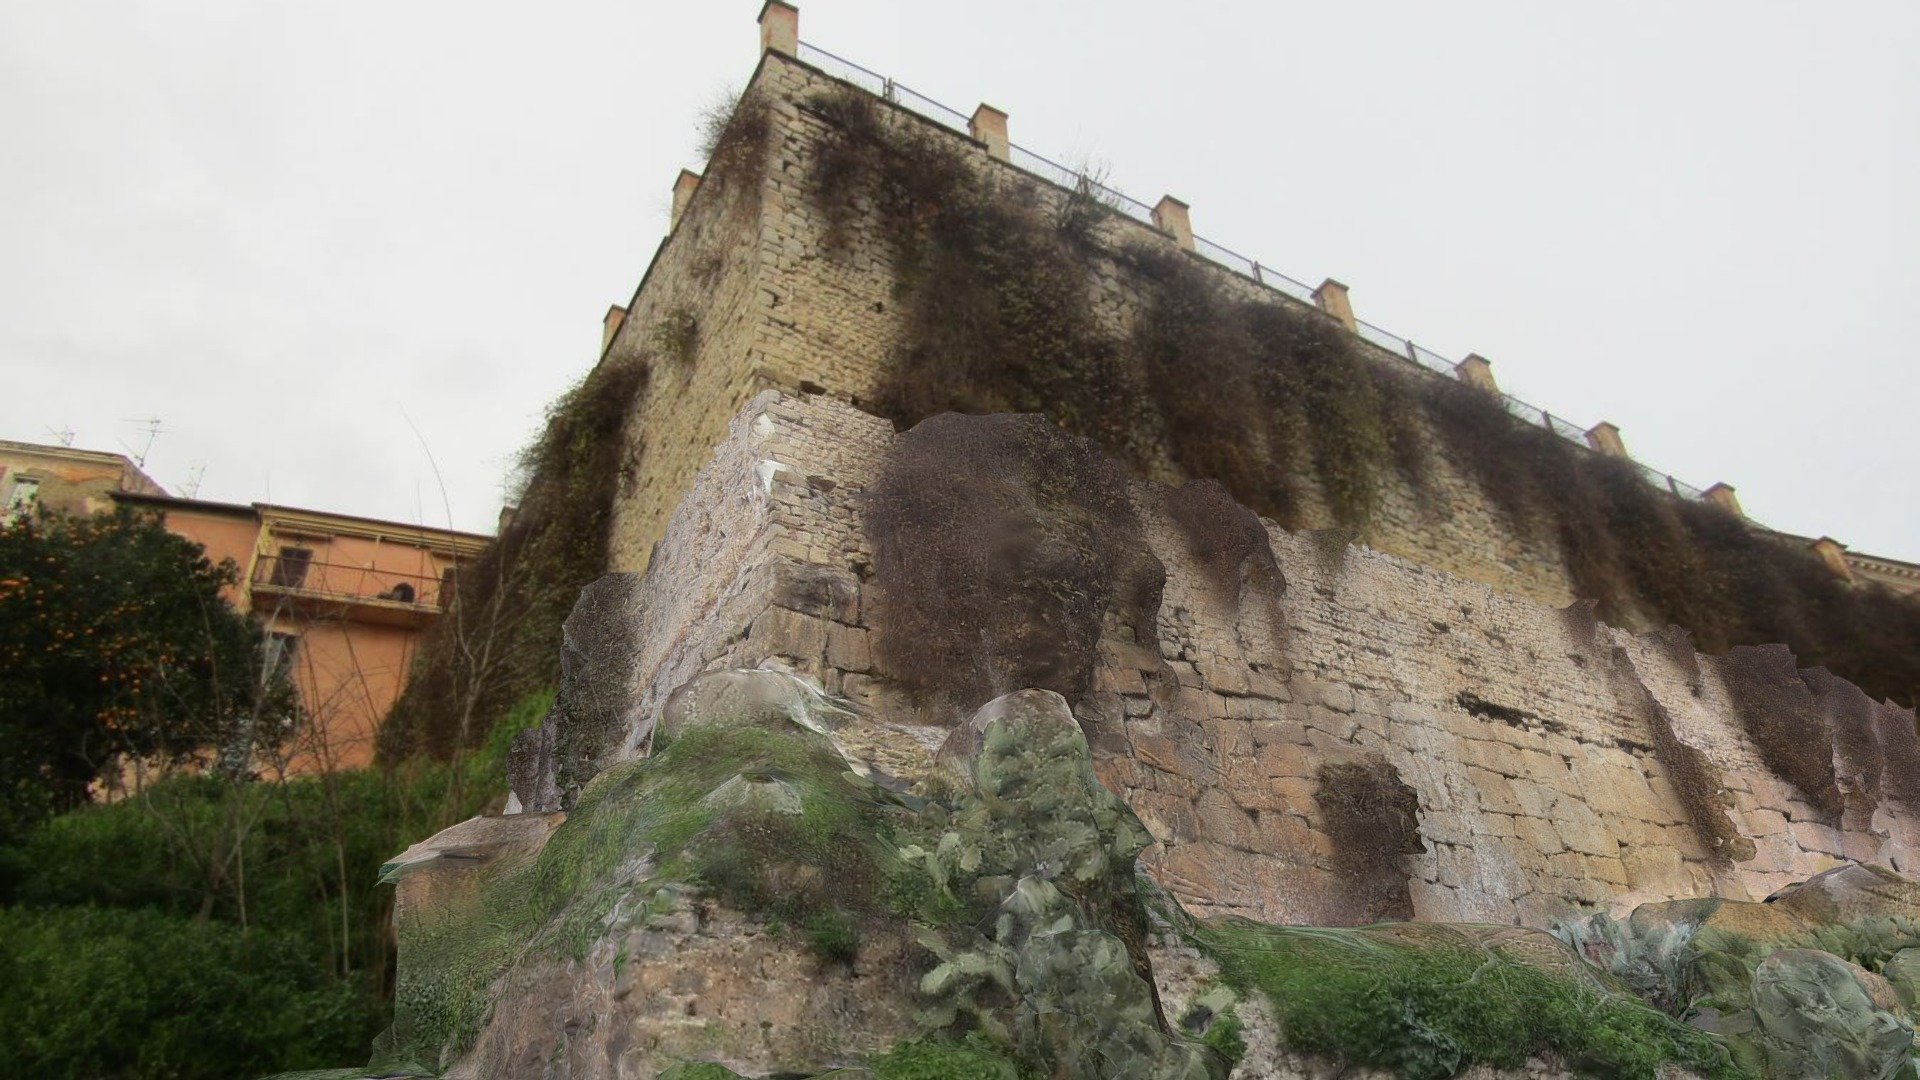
[863,413,1164,714]
[1314,757,1425,922]
[803,81,1920,711]
[379,361,648,766]
[380,90,776,764]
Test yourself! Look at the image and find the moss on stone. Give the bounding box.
[380,711,911,1071]
[1195,919,1749,1080]
[868,1038,1029,1079]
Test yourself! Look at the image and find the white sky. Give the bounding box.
[3,2,1916,558]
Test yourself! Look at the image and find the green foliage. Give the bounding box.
[0,727,514,1079]
[0,506,293,837]
[384,717,907,1067]
[869,1037,1029,1079]
[0,901,379,1079]
[1197,920,1748,1080]
[1196,1007,1246,1068]
[655,1065,750,1080]
[651,307,701,370]
[891,701,1215,1080]
[380,361,648,763]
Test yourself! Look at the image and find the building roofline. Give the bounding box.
[111,491,494,549]
[1,438,167,494]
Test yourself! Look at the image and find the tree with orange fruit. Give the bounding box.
[0,506,292,837]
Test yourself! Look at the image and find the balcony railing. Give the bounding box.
[251,556,450,614]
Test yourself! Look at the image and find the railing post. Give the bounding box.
[671,169,703,230]
[968,104,1009,161]
[1455,353,1499,393]
[758,1,799,56]
[1312,278,1356,331]
[1584,421,1627,458]
[1151,196,1194,251]
[1703,482,1743,517]
[602,305,627,353]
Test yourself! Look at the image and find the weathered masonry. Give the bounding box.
[517,388,1920,928]
[594,3,1916,613]
[525,4,1920,925]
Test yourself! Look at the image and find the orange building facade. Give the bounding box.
[111,492,490,773]
[0,439,165,520]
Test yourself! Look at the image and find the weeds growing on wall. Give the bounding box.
[809,89,1139,450]
[1424,379,1920,707]
[379,361,648,763]
[806,78,1920,712]
[1314,757,1425,922]
[1122,244,1428,531]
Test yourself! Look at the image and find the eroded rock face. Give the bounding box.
[508,573,648,813]
[335,676,1773,1080]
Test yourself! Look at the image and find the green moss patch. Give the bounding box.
[1196,919,1748,1080]
[382,720,908,1070]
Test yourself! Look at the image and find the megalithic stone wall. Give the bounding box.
[515,387,1920,929]
[597,48,1583,611]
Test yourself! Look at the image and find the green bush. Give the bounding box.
[1197,920,1747,1080]
[870,1038,1029,1080]
[0,691,543,1080]
[0,905,380,1079]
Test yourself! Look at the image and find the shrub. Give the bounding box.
[1196,920,1748,1080]
[0,905,380,1079]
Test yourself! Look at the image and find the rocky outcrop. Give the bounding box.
[298,671,1786,1080]
[1562,863,1920,1078]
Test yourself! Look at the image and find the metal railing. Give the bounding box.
[793,41,1715,506]
[252,556,449,612]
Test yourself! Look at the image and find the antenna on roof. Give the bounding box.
[43,425,75,447]
[117,417,165,467]
[179,464,207,499]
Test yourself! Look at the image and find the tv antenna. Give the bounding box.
[118,417,166,467]
[179,464,207,498]
[43,425,75,447]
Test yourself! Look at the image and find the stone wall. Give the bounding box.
[597,51,1583,611]
[563,387,1920,929]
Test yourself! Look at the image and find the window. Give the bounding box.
[268,546,314,588]
[5,477,40,519]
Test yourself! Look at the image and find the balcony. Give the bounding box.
[250,555,452,628]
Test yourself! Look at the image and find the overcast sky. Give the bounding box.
[4,2,1916,558]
